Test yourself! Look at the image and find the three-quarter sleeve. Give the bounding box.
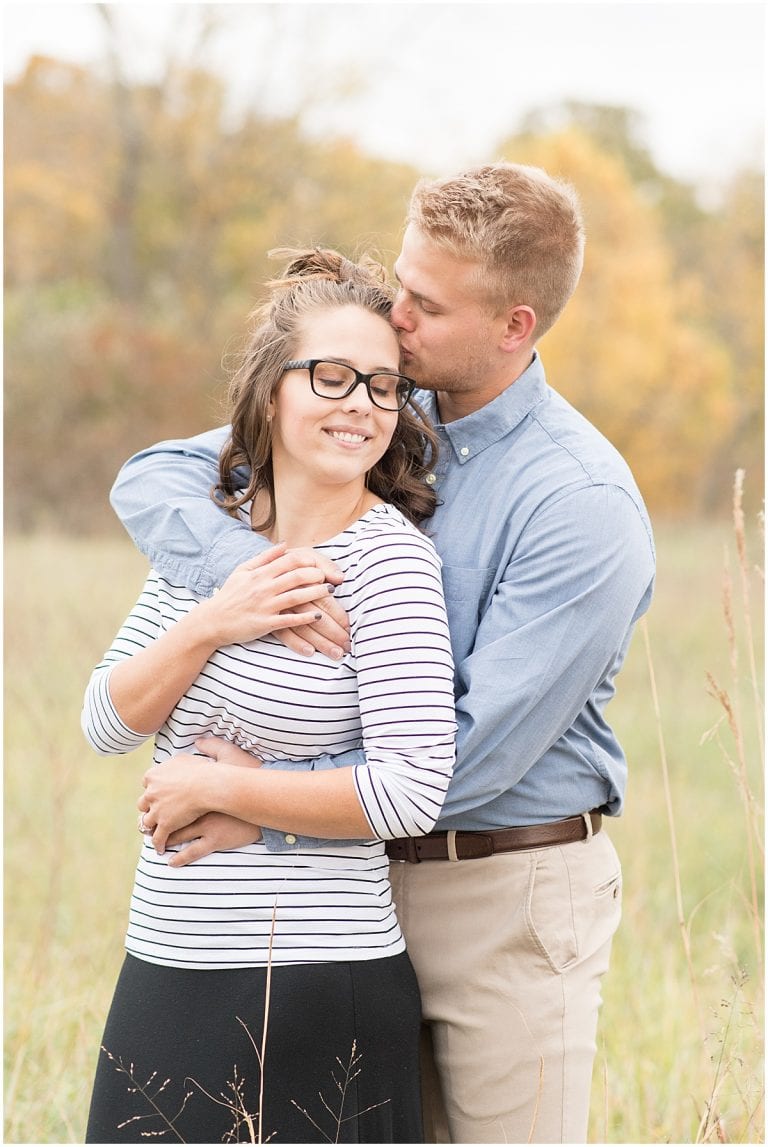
[347,523,457,838]
[81,572,163,754]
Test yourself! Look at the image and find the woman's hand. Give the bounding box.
[138,754,214,853]
[138,738,263,853]
[194,543,337,648]
[107,545,342,737]
[274,548,351,660]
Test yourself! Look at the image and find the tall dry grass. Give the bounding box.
[590,474,763,1143]
[4,481,764,1143]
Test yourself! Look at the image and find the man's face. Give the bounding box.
[391,224,506,403]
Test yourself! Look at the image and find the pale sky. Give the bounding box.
[3,1,765,200]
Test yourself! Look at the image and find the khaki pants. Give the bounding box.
[389,829,622,1144]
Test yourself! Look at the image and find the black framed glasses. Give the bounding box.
[283,359,415,412]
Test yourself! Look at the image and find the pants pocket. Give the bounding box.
[525,836,622,975]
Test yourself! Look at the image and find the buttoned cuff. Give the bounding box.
[260,751,367,852]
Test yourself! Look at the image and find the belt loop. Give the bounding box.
[582,812,594,842]
[446,830,460,862]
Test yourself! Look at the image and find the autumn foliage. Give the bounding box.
[4,57,763,531]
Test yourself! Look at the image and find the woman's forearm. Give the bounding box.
[108,609,219,734]
[141,755,374,847]
[207,763,373,838]
[107,547,333,735]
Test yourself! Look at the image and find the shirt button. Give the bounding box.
[426,473,437,485]
[460,446,470,457]
[284,833,297,845]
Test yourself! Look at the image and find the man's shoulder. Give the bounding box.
[529,387,644,500]
[470,385,653,553]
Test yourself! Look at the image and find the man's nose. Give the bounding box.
[391,290,414,332]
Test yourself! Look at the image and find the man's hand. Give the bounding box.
[193,735,263,769]
[275,548,351,660]
[164,812,262,867]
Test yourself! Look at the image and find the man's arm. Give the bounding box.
[110,429,349,659]
[437,482,655,823]
[110,428,260,597]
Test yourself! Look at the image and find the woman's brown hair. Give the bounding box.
[214,247,439,531]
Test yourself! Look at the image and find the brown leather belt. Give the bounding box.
[385,812,603,863]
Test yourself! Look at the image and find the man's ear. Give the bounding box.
[499,305,537,351]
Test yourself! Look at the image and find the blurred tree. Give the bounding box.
[98,3,144,306]
[500,111,763,515]
[4,44,417,532]
[4,55,761,528]
[694,169,764,511]
[497,127,736,513]
[4,56,114,287]
[518,98,711,246]
[518,102,660,187]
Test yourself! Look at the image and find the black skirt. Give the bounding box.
[86,952,423,1144]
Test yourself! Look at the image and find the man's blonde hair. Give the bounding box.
[406,162,585,338]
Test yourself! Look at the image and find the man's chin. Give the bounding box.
[401,362,435,391]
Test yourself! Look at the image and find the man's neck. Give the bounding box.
[435,351,536,424]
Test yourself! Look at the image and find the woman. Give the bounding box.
[82,248,456,1144]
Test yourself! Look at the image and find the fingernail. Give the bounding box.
[301,644,314,657]
[314,611,323,620]
[327,584,336,594]
[330,646,344,660]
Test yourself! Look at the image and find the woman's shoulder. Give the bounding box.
[353,503,432,541]
[340,504,441,569]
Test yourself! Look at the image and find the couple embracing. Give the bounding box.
[83,161,655,1144]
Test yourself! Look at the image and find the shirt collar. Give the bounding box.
[416,351,549,465]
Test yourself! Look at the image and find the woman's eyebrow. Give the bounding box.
[319,357,401,373]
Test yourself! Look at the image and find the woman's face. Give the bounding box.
[270,305,401,490]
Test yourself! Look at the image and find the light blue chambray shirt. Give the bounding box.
[110,352,655,844]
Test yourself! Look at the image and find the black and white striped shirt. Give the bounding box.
[82,504,456,968]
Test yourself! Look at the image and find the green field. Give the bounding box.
[4,515,764,1143]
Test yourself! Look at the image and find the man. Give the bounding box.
[110,162,655,1143]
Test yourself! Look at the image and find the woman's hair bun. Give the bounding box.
[267,246,388,289]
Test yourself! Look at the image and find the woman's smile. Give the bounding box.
[323,424,373,447]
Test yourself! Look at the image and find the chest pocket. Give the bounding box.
[439,564,495,666]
